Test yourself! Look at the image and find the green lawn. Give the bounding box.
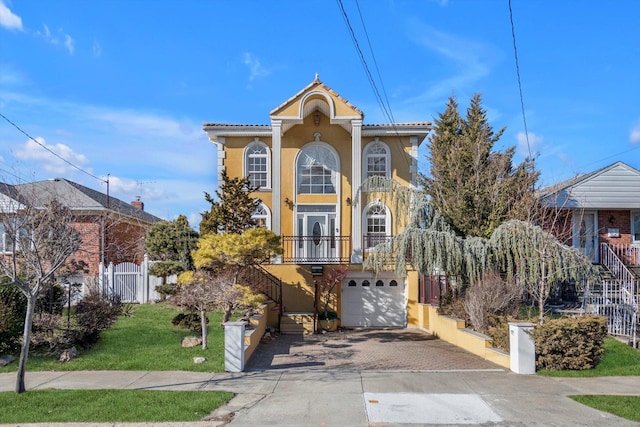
[0,303,227,372]
[569,395,640,423]
[538,337,640,377]
[0,389,234,423]
[538,336,640,422]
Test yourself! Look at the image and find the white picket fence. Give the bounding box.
[98,255,175,303]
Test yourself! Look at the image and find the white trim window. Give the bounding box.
[0,222,16,253]
[297,143,339,195]
[252,203,271,230]
[363,138,390,181]
[363,201,391,250]
[632,211,640,244]
[244,139,270,189]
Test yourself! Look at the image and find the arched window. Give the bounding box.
[363,202,391,250]
[251,203,271,230]
[363,138,390,181]
[244,139,270,189]
[297,143,339,194]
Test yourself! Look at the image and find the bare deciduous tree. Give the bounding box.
[0,198,81,393]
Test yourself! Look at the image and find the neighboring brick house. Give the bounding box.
[203,76,432,332]
[0,178,162,284]
[540,161,640,343]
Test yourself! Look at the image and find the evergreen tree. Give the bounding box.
[200,170,261,235]
[422,94,539,238]
[145,215,199,281]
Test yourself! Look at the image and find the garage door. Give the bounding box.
[341,276,406,327]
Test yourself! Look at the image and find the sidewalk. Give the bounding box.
[1,369,639,426]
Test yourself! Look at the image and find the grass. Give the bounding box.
[569,395,640,422]
[538,337,640,377]
[0,389,234,423]
[0,303,228,372]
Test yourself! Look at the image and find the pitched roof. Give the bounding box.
[9,178,161,224]
[539,161,640,209]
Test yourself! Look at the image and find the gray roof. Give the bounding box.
[2,178,161,224]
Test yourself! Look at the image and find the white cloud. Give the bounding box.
[516,131,542,157]
[0,0,22,31]
[92,40,102,57]
[35,23,75,55]
[630,121,640,144]
[14,137,88,174]
[243,52,270,82]
[64,34,75,54]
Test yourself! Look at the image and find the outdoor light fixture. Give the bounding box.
[284,197,293,208]
[346,197,352,206]
[609,216,616,224]
[314,111,321,126]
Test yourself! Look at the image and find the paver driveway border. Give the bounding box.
[245,327,505,371]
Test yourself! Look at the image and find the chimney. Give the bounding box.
[131,196,144,211]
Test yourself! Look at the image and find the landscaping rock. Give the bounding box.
[59,347,79,363]
[193,357,207,364]
[182,336,202,348]
[0,355,16,366]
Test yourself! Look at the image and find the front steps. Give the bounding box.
[280,312,315,335]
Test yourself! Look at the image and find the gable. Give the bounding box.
[542,162,640,209]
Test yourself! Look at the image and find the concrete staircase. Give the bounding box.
[280,312,315,335]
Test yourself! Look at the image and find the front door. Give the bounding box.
[296,208,336,262]
[573,211,597,262]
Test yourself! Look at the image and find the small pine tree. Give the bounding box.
[200,170,261,235]
[145,215,199,282]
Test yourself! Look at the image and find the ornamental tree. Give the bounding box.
[145,215,199,283]
[0,198,82,393]
[199,170,260,236]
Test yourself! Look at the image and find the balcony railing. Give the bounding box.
[281,235,351,264]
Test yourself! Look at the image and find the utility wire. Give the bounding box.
[354,0,395,124]
[0,112,107,183]
[337,0,414,170]
[508,0,532,159]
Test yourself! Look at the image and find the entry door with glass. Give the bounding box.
[573,211,597,262]
[296,205,336,263]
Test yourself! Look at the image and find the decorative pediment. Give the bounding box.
[270,74,363,134]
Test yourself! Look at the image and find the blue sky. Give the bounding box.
[1,0,639,228]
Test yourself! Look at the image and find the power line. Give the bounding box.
[0,112,107,183]
[508,0,532,159]
[336,0,414,170]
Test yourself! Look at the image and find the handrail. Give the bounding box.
[599,243,639,306]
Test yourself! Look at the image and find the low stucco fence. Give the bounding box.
[418,304,511,369]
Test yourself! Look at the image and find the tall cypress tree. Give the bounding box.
[422,94,538,238]
[199,170,261,235]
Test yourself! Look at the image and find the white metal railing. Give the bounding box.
[599,243,639,306]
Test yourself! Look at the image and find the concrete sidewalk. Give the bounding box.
[1,369,639,426]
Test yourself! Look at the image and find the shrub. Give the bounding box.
[36,282,66,315]
[0,286,26,354]
[486,314,513,352]
[532,315,608,370]
[30,312,76,351]
[464,272,521,334]
[171,312,206,332]
[155,283,178,301]
[74,294,122,346]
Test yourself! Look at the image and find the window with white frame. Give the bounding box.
[251,203,271,230]
[633,212,640,243]
[297,143,338,194]
[363,139,390,180]
[244,140,270,189]
[363,202,391,249]
[0,222,17,253]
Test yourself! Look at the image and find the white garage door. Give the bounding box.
[341,276,406,327]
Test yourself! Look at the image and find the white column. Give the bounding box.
[351,119,363,264]
[410,136,419,189]
[224,321,246,372]
[215,136,226,193]
[271,120,282,238]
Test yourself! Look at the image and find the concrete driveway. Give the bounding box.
[245,328,503,371]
